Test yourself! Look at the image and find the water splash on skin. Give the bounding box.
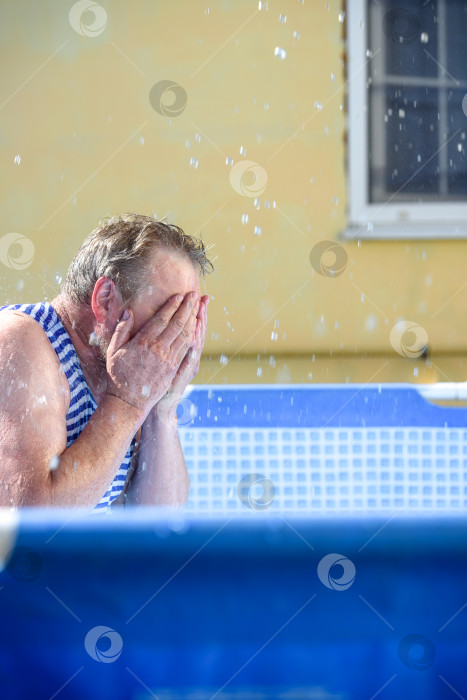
[49,455,60,471]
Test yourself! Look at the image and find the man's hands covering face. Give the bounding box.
[104,291,209,420]
[158,293,210,413]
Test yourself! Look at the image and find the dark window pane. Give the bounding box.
[446,3,467,77]
[369,87,439,201]
[370,0,439,79]
[367,0,467,203]
[447,89,467,196]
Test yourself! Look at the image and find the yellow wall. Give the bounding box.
[1,0,466,385]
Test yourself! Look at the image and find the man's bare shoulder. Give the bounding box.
[0,309,70,412]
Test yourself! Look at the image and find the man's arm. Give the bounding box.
[0,314,145,508]
[123,295,209,507]
[123,408,190,506]
[110,426,141,507]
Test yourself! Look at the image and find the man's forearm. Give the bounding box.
[124,408,190,506]
[49,395,144,507]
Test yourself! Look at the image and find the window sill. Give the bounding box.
[340,224,467,241]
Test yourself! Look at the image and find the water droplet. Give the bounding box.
[89,331,99,346]
[264,102,270,111]
[331,73,335,81]
[280,14,287,23]
[413,367,419,377]
[254,225,262,235]
[256,367,262,377]
[139,136,145,145]
[17,278,24,291]
[457,143,463,152]
[314,101,323,110]
[195,132,201,143]
[241,214,249,224]
[293,30,300,39]
[220,354,228,365]
[420,32,429,43]
[49,455,60,471]
[225,156,234,165]
[264,200,271,209]
[14,154,21,165]
[186,140,191,148]
[205,6,210,14]
[399,109,405,118]
[338,11,345,22]
[367,221,373,233]
[253,197,260,209]
[271,331,278,341]
[274,46,287,60]
[189,157,198,169]
[365,314,378,331]
[240,145,246,156]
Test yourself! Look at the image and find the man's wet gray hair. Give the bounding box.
[61,213,214,306]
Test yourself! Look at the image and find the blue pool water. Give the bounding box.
[180,384,467,513]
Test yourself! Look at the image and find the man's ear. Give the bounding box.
[91,277,118,323]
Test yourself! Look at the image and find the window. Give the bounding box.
[345,0,467,239]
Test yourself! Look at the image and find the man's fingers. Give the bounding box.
[107,308,134,356]
[172,303,199,361]
[136,294,185,344]
[157,291,199,347]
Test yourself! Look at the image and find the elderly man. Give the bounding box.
[0,214,213,512]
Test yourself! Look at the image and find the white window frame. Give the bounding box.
[343,0,467,240]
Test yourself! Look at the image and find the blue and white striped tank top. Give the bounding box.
[0,302,136,512]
